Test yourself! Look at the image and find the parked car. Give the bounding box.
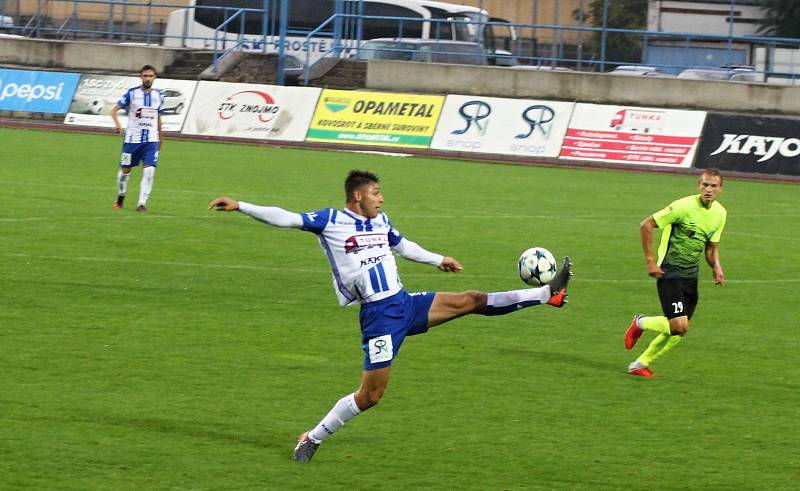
[508,64,574,72]
[677,66,762,82]
[356,38,487,66]
[608,65,674,78]
[0,15,15,29]
[279,54,304,85]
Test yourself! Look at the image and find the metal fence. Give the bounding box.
[1,0,799,85]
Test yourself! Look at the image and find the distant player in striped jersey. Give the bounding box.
[624,169,727,378]
[208,170,573,463]
[111,65,164,212]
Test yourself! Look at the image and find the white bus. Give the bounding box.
[163,0,515,64]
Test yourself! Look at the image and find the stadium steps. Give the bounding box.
[162,50,216,80]
[305,58,367,89]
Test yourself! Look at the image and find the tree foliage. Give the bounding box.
[757,0,800,38]
[572,0,648,67]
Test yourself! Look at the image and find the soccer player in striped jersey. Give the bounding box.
[111,65,164,212]
[209,170,573,463]
[624,169,727,378]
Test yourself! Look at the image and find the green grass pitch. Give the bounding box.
[1,127,798,489]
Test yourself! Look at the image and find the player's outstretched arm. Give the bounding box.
[208,196,239,211]
[209,197,303,228]
[438,257,463,273]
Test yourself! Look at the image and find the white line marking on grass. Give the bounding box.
[0,215,221,222]
[2,253,797,283]
[727,231,800,241]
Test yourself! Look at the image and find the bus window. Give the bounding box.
[361,2,423,39]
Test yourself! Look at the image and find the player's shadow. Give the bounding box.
[501,347,621,374]
[8,407,292,457]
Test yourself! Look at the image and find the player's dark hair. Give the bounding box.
[140,65,157,75]
[701,168,723,185]
[345,170,379,200]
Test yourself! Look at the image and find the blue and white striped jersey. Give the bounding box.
[301,208,405,306]
[117,86,164,143]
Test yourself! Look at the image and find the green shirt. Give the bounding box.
[653,194,727,279]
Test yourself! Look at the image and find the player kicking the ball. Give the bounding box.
[209,170,572,463]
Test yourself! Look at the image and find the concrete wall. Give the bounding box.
[0,37,178,73]
[366,60,800,116]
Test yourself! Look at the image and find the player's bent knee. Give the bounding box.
[669,319,690,336]
[460,291,486,312]
[356,387,384,410]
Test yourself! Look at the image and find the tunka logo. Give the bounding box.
[515,105,555,139]
[452,100,491,136]
[610,109,665,133]
[217,90,279,122]
[344,234,387,254]
[710,134,800,162]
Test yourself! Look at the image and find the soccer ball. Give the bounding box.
[518,247,558,286]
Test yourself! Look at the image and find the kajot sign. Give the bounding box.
[696,113,800,176]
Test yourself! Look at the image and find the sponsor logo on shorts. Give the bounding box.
[368,334,393,364]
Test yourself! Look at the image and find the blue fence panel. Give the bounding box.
[0,68,80,113]
[645,46,747,74]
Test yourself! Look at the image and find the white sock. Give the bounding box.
[629,360,647,371]
[117,170,130,196]
[485,286,550,315]
[307,393,361,443]
[138,166,155,206]
[488,287,549,306]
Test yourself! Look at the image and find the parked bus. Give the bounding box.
[163,0,516,64]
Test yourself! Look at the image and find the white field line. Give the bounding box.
[2,252,797,284]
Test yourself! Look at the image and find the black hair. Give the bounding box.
[140,65,157,75]
[345,170,379,200]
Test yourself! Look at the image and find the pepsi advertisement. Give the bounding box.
[0,68,80,113]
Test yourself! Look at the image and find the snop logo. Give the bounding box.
[0,69,79,113]
[218,90,279,122]
[515,105,555,139]
[452,100,491,136]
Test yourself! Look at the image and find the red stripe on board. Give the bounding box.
[559,148,687,165]
[561,137,692,155]
[566,128,697,145]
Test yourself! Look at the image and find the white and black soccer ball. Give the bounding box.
[518,247,558,286]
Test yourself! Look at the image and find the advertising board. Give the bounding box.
[559,104,706,167]
[0,68,80,113]
[695,113,800,176]
[306,89,444,148]
[430,95,574,157]
[181,82,321,141]
[63,74,197,132]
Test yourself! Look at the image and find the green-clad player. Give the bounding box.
[624,169,727,378]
